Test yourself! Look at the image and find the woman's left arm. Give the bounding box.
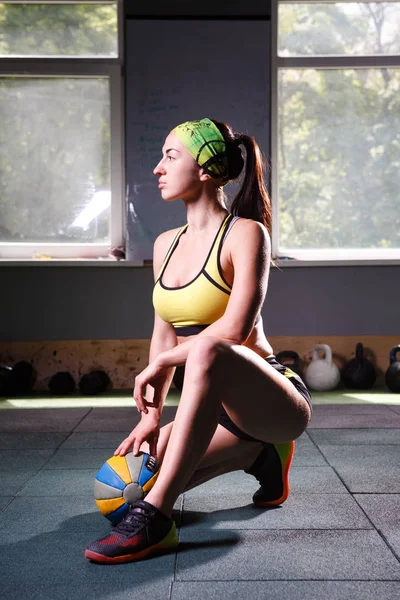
[156,220,270,369]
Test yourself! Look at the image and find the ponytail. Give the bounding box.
[211,119,272,238]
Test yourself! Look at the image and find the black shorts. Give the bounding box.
[218,354,312,443]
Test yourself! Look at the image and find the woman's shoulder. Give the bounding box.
[155,225,183,245]
[153,225,185,256]
[228,217,270,241]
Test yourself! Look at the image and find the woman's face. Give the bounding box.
[153,132,206,201]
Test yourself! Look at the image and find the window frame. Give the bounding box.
[0,0,126,262]
[271,0,400,266]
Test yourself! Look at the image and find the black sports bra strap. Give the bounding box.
[156,225,188,282]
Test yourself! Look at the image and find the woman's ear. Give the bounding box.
[199,168,212,182]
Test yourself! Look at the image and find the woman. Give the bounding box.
[85,118,312,564]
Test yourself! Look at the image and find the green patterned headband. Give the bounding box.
[172,118,229,185]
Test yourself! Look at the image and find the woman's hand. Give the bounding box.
[133,359,171,414]
[114,418,160,457]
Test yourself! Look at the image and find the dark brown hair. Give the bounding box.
[211,119,272,238]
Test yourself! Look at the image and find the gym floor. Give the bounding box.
[0,390,400,599]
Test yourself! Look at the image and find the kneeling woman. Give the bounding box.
[85,118,312,564]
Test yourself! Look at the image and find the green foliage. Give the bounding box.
[278,3,400,250]
[0,3,116,243]
[0,3,117,56]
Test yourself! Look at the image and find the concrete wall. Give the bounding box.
[1,264,398,342]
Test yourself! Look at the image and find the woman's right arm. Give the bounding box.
[114,231,179,456]
[141,230,179,422]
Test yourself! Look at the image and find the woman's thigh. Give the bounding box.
[185,336,312,444]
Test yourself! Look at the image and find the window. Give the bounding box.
[272,2,400,262]
[0,1,123,260]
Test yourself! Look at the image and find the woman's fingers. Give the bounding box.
[114,436,133,456]
[132,437,144,456]
[149,437,158,458]
[133,381,148,414]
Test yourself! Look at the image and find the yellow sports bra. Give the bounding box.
[153,213,237,334]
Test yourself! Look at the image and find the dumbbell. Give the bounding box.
[79,370,112,395]
[49,372,76,395]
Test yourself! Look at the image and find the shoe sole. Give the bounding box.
[84,523,178,564]
[253,441,295,507]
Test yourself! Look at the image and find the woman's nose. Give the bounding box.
[153,161,165,175]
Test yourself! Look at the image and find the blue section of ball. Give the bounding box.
[138,453,154,487]
[106,502,130,525]
[96,462,126,491]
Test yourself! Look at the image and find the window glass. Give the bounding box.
[278,68,400,251]
[0,2,117,57]
[279,3,400,56]
[0,77,111,243]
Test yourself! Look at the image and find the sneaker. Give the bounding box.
[245,441,295,507]
[85,499,178,564]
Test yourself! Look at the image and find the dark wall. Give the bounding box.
[1,1,399,343]
[1,264,398,342]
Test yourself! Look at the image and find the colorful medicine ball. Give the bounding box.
[94,452,161,524]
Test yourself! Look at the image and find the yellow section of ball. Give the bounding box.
[106,455,132,485]
[95,496,126,516]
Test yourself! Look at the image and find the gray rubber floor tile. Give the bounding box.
[16,469,98,496]
[61,431,132,448]
[388,406,400,414]
[308,414,400,428]
[0,580,173,600]
[317,445,400,493]
[0,470,36,495]
[182,493,372,530]
[311,405,395,414]
[334,466,400,493]
[308,429,400,445]
[290,466,348,493]
[43,447,117,469]
[0,408,91,432]
[0,496,13,511]
[176,529,400,580]
[0,495,105,537]
[171,581,400,600]
[184,470,257,498]
[318,444,400,468]
[0,528,176,585]
[75,406,177,432]
[291,443,327,466]
[0,449,55,470]
[0,432,69,449]
[184,466,347,499]
[0,495,182,539]
[355,494,400,557]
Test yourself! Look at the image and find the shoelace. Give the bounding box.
[113,507,154,536]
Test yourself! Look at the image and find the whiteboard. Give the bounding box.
[125,18,270,260]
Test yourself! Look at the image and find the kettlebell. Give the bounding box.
[341,343,376,390]
[276,350,302,376]
[385,345,400,393]
[305,344,340,392]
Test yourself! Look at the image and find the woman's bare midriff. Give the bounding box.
[177,315,274,359]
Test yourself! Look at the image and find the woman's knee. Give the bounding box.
[185,336,229,375]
